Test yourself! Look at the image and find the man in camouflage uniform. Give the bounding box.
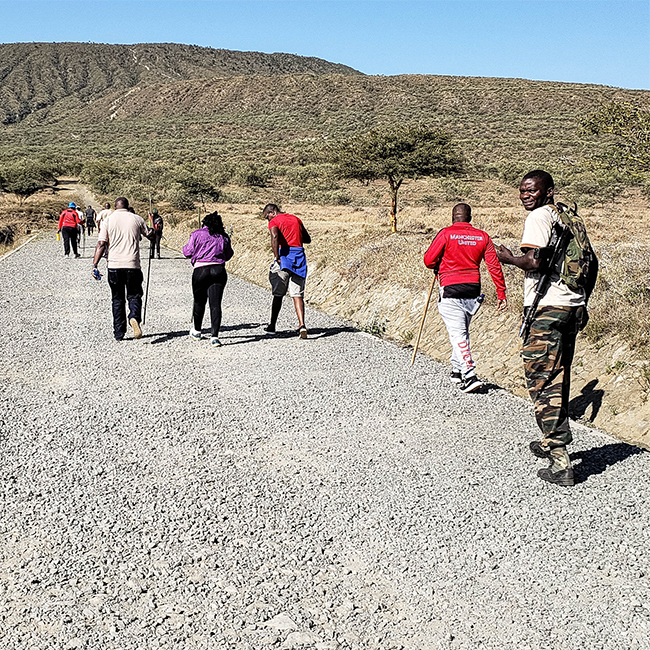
[496,170,585,487]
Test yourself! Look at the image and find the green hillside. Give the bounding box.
[0,42,360,125]
[4,69,649,171]
[1,42,649,208]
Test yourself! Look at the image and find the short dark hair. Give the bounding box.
[262,203,281,218]
[522,170,554,190]
[452,203,472,222]
[115,197,129,209]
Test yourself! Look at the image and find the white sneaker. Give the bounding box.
[210,337,222,347]
[189,327,202,340]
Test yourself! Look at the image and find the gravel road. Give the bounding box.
[1,234,649,650]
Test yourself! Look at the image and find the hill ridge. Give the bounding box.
[0,42,361,125]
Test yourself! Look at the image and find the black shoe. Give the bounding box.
[450,371,462,384]
[459,375,483,393]
[74,253,81,258]
[538,466,574,487]
[114,335,124,341]
[529,440,552,459]
[264,325,276,333]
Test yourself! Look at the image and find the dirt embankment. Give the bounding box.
[165,203,650,450]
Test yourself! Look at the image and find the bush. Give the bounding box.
[174,167,221,201]
[80,160,120,195]
[169,189,195,211]
[233,163,268,188]
[438,178,475,202]
[0,160,56,204]
[558,169,626,207]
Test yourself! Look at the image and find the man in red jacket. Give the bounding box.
[57,202,82,258]
[424,203,507,392]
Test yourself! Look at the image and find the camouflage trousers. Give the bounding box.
[522,306,579,470]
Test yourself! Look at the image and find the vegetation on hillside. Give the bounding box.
[583,101,650,178]
[0,42,360,125]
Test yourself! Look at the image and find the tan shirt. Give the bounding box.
[98,209,150,269]
[521,205,585,308]
[96,208,112,230]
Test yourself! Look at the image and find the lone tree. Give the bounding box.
[582,101,650,175]
[0,161,56,205]
[329,125,463,232]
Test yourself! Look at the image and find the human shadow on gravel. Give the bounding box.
[222,325,358,346]
[147,330,191,344]
[570,442,645,484]
[220,323,261,332]
[468,382,503,394]
[569,379,604,422]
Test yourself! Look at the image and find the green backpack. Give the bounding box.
[550,202,599,302]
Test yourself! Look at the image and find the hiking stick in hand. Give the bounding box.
[410,275,437,366]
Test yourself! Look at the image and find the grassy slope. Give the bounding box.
[0,42,360,125]
[3,72,649,175]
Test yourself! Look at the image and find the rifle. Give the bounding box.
[519,209,573,343]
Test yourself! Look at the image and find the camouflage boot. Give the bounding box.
[538,446,574,486]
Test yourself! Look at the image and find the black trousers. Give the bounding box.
[150,233,162,258]
[61,226,78,256]
[108,269,144,340]
[192,264,227,337]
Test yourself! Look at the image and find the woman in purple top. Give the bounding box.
[182,211,234,347]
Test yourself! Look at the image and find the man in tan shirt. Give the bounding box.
[92,197,155,341]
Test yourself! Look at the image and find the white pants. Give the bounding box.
[437,291,480,378]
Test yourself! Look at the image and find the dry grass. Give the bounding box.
[5,176,650,362]
[196,177,650,360]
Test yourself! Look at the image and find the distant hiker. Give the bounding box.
[496,170,593,487]
[424,203,507,392]
[85,205,96,235]
[149,208,164,259]
[263,203,311,338]
[76,205,86,238]
[182,211,234,347]
[92,197,155,341]
[96,202,112,231]
[57,202,82,257]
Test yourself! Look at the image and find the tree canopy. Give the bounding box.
[328,125,463,232]
[0,161,56,204]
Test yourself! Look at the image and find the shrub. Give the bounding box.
[169,189,195,211]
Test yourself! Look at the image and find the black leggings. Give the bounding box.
[61,226,78,255]
[192,264,227,337]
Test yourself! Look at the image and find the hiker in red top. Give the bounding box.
[263,203,311,338]
[58,202,82,258]
[424,203,507,392]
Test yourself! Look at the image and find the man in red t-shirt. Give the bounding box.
[263,203,311,338]
[424,203,507,392]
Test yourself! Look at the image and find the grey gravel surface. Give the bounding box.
[1,234,649,650]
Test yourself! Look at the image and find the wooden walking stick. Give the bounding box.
[410,275,437,366]
[143,193,154,325]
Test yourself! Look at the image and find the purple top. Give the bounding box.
[182,227,234,266]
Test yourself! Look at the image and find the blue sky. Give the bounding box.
[1,1,648,89]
